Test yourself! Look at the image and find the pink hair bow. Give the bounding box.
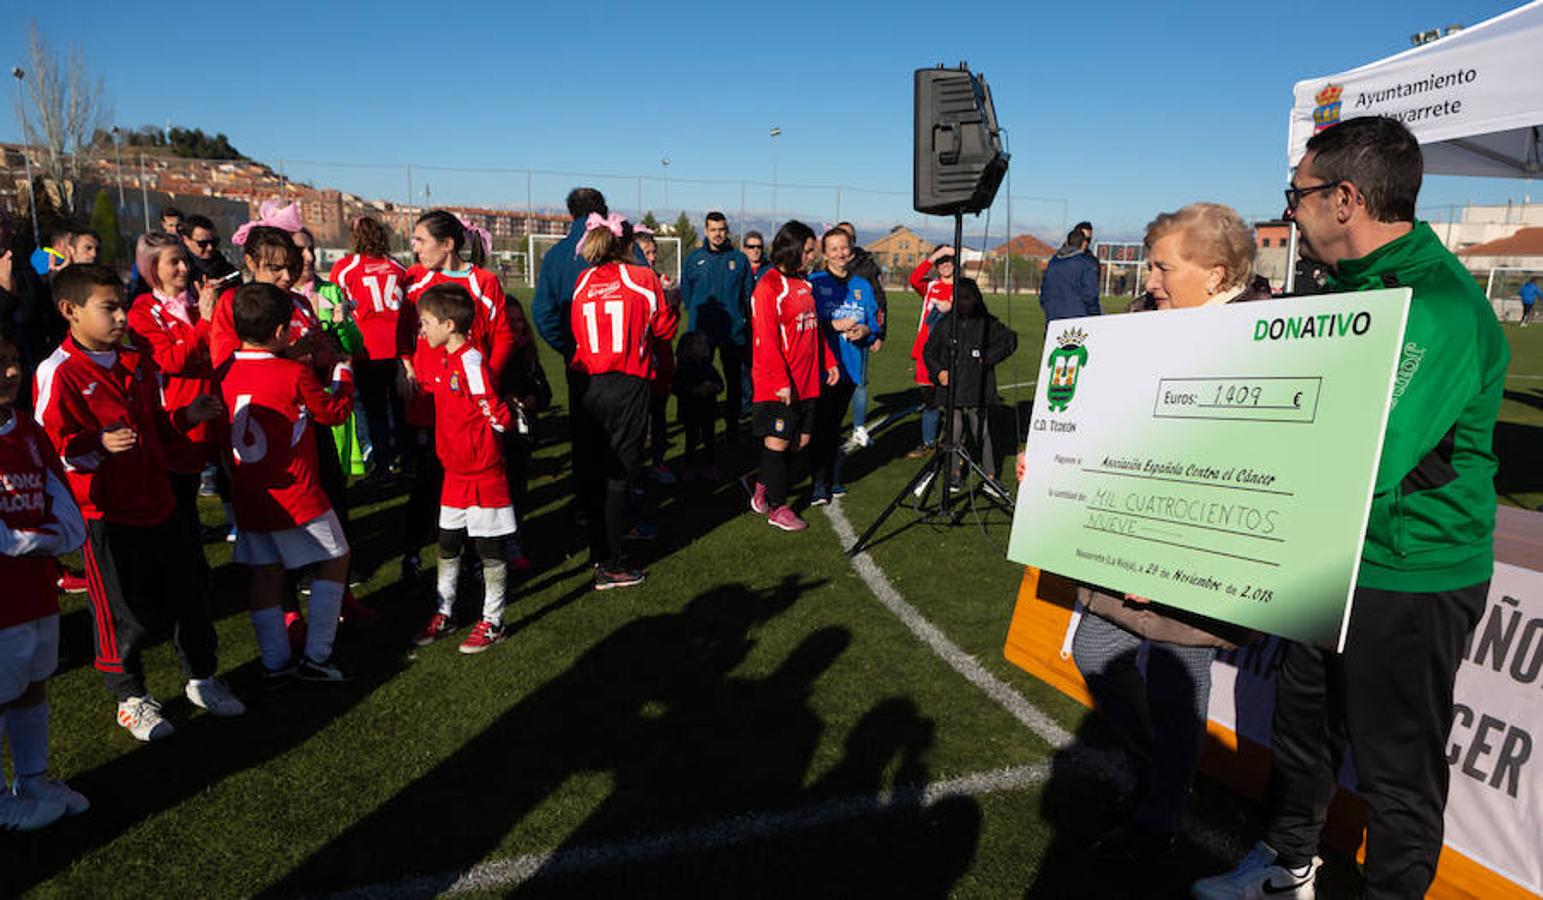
[459,217,494,259]
[633,223,654,236]
[585,212,626,238]
[232,200,304,246]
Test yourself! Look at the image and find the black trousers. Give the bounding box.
[1263,582,1487,899]
[717,343,749,440]
[811,380,855,488]
[81,512,218,700]
[680,396,717,467]
[355,358,407,473]
[573,372,649,568]
[403,426,444,555]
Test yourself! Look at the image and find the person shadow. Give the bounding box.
[262,575,983,898]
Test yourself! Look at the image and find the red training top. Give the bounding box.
[0,414,84,627]
[908,260,954,385]
[209,286,324,371]
[127,291,215,473]
[33,336,180,525]
[220,352,353,532]
[568,262,679,380]
[751,268,826,403]
[329,254,414,361]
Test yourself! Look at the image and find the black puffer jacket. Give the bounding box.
[921,308,1017,408]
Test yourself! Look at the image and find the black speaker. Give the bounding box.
[914,65,1009,216]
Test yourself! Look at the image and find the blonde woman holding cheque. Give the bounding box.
[1022,203,1270,863]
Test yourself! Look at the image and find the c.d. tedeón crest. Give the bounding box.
[1045,327,1088,412]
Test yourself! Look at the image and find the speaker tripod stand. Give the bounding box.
[847,211,1014,557]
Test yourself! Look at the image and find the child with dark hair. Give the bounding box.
[221,282,355,682]
[34,264,242,740]
[922,278,1017,494]
[0,322,89,830]
[330,216,412,479]
[411,283,519,652]
[672,331,723,481]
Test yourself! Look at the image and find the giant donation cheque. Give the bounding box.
[1008,289,1412,650]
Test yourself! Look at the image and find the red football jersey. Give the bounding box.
[33,337,178,526]
[418,341,514,508]
[908,260,954,385]
[330,254,412,361]
[751,269,826,403]
[127,291,215,473]
[568,262,679,379]
[210,286,324,370]
[404,265,516,379]
[220,352,353,532]
[0,415,83,628]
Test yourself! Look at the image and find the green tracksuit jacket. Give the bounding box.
[1331,222,1509,592]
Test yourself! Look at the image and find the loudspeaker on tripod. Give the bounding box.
[913,65,1010,216]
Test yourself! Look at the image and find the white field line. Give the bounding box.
[318,764,1052,899]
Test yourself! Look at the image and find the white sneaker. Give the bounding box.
[1191,841,1320,899]
[842,426,872,453]
[14,777,89,815]
[116,695,175,742]
[185,677,247,717]
[0,792,66,831]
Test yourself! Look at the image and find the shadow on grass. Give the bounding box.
[262,575,983,898]
[1495,419,1543,504]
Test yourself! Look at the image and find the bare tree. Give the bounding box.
[14,23,111,215]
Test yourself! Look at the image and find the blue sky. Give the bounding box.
[2,0,1533,242]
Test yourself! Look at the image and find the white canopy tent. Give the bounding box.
[1287,0,1543,177]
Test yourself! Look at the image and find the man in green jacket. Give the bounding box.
[1194,118,1508,900]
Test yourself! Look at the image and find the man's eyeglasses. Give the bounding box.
[744,243,763,250]
[192,237,220,249]
[1284,181,1342,210]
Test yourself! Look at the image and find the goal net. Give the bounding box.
[527,234,683,287]
[1483,267,1543,321]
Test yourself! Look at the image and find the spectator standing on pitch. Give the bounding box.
[748,221,836,532]
[0,322,89,831]
[673,331,723,481]
[66,231,100,267]
[125,207,185,301]
[0,212,60,380]
[568,214,678,589]
[1039,227,1101,322]
[680,212,754,441]
[809,228,879,503]
[906,245,955,458]
[532,188,607,520]
[1194,116,1509,900]
[1520,275,1539,326]
[836,222,888,348]
[744,230,772,285]
[922,278,1016,494]
[34,264,243,740]
[180,215,240,289]
[29,228,72,280]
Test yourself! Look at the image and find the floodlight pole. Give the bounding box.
[138,153,150,233]
[111,126,126,213]
[770,127,781,224]
[11,67,40,246]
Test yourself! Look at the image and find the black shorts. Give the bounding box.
[752,399,815,439]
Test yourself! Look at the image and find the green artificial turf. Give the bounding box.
[10,287,1538,898]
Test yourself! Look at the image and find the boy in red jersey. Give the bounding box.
[569,214,678,589]
[748,221,838,532]
[221,283,355,683]
[33,265,242,741]
[0,324,88,831]
[410,284,517,652]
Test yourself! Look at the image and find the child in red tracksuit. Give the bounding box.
[409,284,517,653]
[33,265,242,742]
[0,323,89,831]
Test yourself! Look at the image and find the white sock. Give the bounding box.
[436,555,460,617]
[250,606,290,670]
[7,702,50,782]
[305,580,345,664]
[481,559,507,624]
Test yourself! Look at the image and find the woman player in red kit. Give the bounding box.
[747,221,838,532]
[567,213,678,590]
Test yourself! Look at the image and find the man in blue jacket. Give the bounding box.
[532,188,608,359]
[680,211,753,440]
[531,187,607,522]
[1039,228,1101,322]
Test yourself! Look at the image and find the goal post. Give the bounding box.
[527,234,682,288]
